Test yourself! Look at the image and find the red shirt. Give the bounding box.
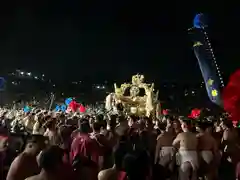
[70,133,102,165]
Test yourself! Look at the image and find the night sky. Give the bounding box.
[0,1,235,84]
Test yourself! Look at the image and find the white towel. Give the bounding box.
[177,150,198,170]
[200,150,213,164]
[158,146,175,166]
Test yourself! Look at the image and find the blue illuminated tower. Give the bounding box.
[192,13,224,87]
[189,13,223,106]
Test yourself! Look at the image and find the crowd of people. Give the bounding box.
[0,107,239,180]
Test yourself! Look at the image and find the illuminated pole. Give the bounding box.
[201,27,224,87]
[48,93,55,111]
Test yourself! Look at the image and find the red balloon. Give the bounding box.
[189,108,201,119]
[162,109,169,115]
[79,105,86,113]
[69,101,80,112]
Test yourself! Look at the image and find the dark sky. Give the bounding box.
[0,1,234,84]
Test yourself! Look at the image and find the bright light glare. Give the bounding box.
[27,72,31,76]
[20,72,24,75]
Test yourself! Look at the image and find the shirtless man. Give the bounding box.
[221,120,240,170]
[115,116,128,137]
[196,122,218,180]
[155,123,175,172]
[221,120,238,153]
[44,119,57,145]
[7,135,47,180]
[98,145,127,180]
[25,146,75,180]
[32,113,45,135]
[173,119,182,136]
[24,113,36,132]
[173,119,198,180]
[166,116,174,134]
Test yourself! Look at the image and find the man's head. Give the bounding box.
[166,115,174,125]
[221,120,233,130]
[123,151,150,180]
[128,115,138,127]
[196,121,208,133]
[58,125,73,142]
[181,119,192,132]
[25,135,48,155]
[158,122,167,132]
[58,114,65,123]
[38,146,64,173]
[79,120,90,134]
[92,122,101,132]
[95,114,104,122]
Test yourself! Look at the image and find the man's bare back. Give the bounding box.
[154,131,175,166]
[197,133,217,151]
[7,152,40,180]
[157,132,175,147]
[173,132,197,150]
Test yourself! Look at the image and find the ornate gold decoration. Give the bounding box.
[108,74,159,117]
[132,74,144,85]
